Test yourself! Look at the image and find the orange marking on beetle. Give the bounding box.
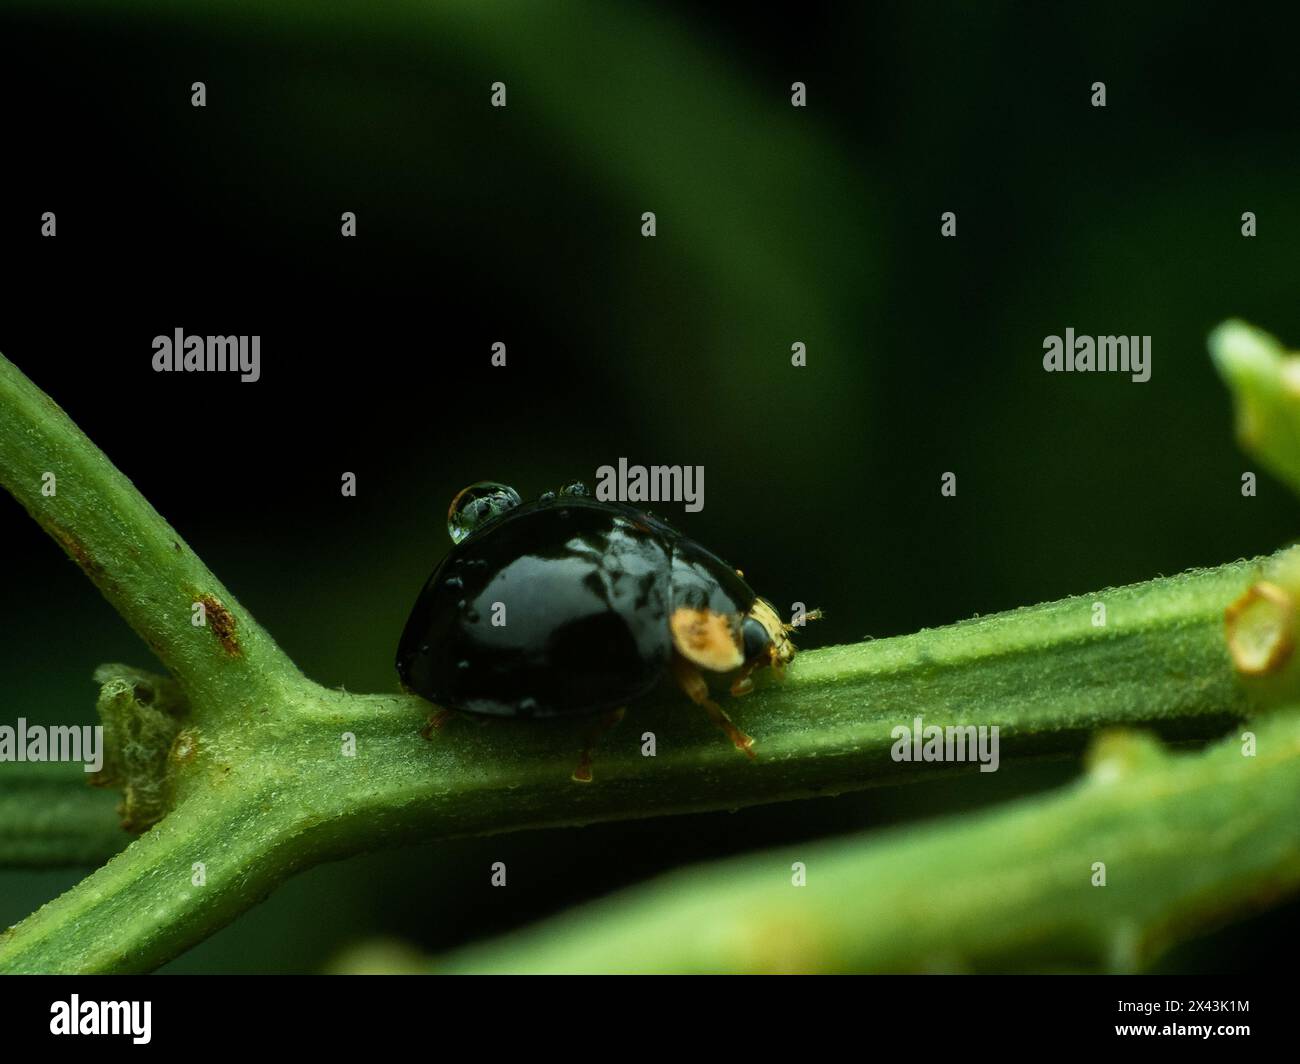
[670,607,744,673]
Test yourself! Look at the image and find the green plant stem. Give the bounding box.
[0,561,1263,970]
[0,763,126,867]
[424,709,1300,974]
[0,353,298,722]
[0,350,1271,971]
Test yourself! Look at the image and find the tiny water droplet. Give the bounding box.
[447,481,521,544]
[539,490,556,503]
[456,660,470,670]
[560,481,588,497]
[445,575,464,591]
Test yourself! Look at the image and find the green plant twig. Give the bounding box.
[0,350,1271,972]
[0,354,298,724]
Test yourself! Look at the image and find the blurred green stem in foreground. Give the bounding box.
[424,710,1300,973]
[0,763,124,868]
[0,319,1296,972]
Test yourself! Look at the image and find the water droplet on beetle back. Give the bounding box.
[447,481,521,544]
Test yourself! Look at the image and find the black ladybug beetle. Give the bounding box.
[396,481,808,781]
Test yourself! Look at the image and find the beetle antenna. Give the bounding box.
[784,607,824,632]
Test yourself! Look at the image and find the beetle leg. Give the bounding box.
[671,655,756,759]
[420,707,455,740]
[729,658,760,697]
[572,707,626,784]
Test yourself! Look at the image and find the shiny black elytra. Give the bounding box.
[395,482,802,781]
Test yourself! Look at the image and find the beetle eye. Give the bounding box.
[742,616,771,663]
[447,482,522,544]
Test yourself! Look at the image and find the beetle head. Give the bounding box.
[742,598,797,671]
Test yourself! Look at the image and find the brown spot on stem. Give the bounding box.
[48,522,104,579]
[198,593,242,657]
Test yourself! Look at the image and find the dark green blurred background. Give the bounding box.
[2,0,1298,971]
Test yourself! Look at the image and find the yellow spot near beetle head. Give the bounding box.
[670,607,744,672]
